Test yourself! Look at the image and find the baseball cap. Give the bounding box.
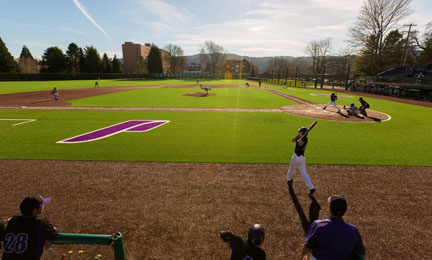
[20,195,51,216]
[298,127,308,133]
[328,195,347,217]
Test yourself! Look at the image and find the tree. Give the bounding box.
[40,47,68,73]
[18,45,38,73]
[20,46,33,59]
[136,56,147,74]
[0,37,19,73]
[82,46,103,73]
[349,0,412,75]
[66,43,80,73]
[381,30,405,69]
[101,53,112,73]
[415,22,432,65]
[164,43,186,73]
[147,45,163,74]
[305,38,332,76]
[199,41,226,74]
[112,55,124,73]
[78,48,87,73]
[326,46,355,78]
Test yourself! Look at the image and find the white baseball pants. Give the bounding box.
[287,153,314,190]
[325,100,340,110]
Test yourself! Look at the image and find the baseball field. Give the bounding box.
[0,79,431,259]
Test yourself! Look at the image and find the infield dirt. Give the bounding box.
[0,160,431,260]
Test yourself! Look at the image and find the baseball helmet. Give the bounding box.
[248,224,265,245]
[359,97,363,101]
[298,127,308,134]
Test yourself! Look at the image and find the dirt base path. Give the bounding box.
[0,85,394,122]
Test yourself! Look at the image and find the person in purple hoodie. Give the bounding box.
[301,195,365,260]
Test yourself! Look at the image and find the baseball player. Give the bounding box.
[287,127,316,196]
[220,224,266,260]
[50,87,59,100]
[2,195,58,260]
[343,103,359,116]
[323,93,341,113]
[358,97,370,116]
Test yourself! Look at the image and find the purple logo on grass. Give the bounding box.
[57,120,169,144]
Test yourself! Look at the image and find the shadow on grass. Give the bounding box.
[288,184,321,235]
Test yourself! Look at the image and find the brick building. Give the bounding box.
[223,59,251,74]
[122,42,170,73]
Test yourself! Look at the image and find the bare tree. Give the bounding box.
[327,46,356,77]
[199,41,226,74]
[305,38,332,76]
[164,43,186,73]
[349,0,412,56]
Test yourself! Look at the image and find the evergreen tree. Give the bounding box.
[136,56,147,74]
[381,30,405,70]
[19,45,33,59]
[83,46,103,73]
[147,45,163,74]
[417,39,432,65]
[0,37,20,73]
[78,48,87,73]
[40,47,68,73]
[112,55,124,73]
[101,53,112,73]
[66,43,80,73]
[18,45,38,73]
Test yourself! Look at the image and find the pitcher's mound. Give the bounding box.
[281,104,390,122]
[182,92,216,97]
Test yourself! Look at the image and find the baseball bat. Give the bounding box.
[298,121,317,141]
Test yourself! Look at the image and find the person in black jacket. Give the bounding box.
[2,195,58,260]
[220,224,266,260]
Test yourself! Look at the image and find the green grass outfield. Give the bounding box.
[69,87,296,108]
[0,79,250,94]
[1,79,431,166]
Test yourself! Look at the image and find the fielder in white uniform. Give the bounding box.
[323,93,340,113]
[287,127,316,196]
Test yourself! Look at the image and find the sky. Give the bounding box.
[0,0,431,60]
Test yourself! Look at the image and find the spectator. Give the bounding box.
[301,195,365,260]
[220,224,266,260]
[2,195,58,260]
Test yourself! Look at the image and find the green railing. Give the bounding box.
[52,232,125,260]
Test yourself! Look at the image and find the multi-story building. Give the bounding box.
[121,42,170,73]
[223,59,251,74]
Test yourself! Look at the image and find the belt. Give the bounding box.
[295,153,304,157]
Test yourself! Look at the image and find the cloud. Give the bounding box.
[56,26,89,36]
[72,0,110,40]
[131,0,198,33]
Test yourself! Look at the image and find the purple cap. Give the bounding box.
[40,196,52,206]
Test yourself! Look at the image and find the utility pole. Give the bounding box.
[401,23,417,66]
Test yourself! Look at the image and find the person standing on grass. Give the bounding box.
[2,195,58,260]
[301,195,365,260]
